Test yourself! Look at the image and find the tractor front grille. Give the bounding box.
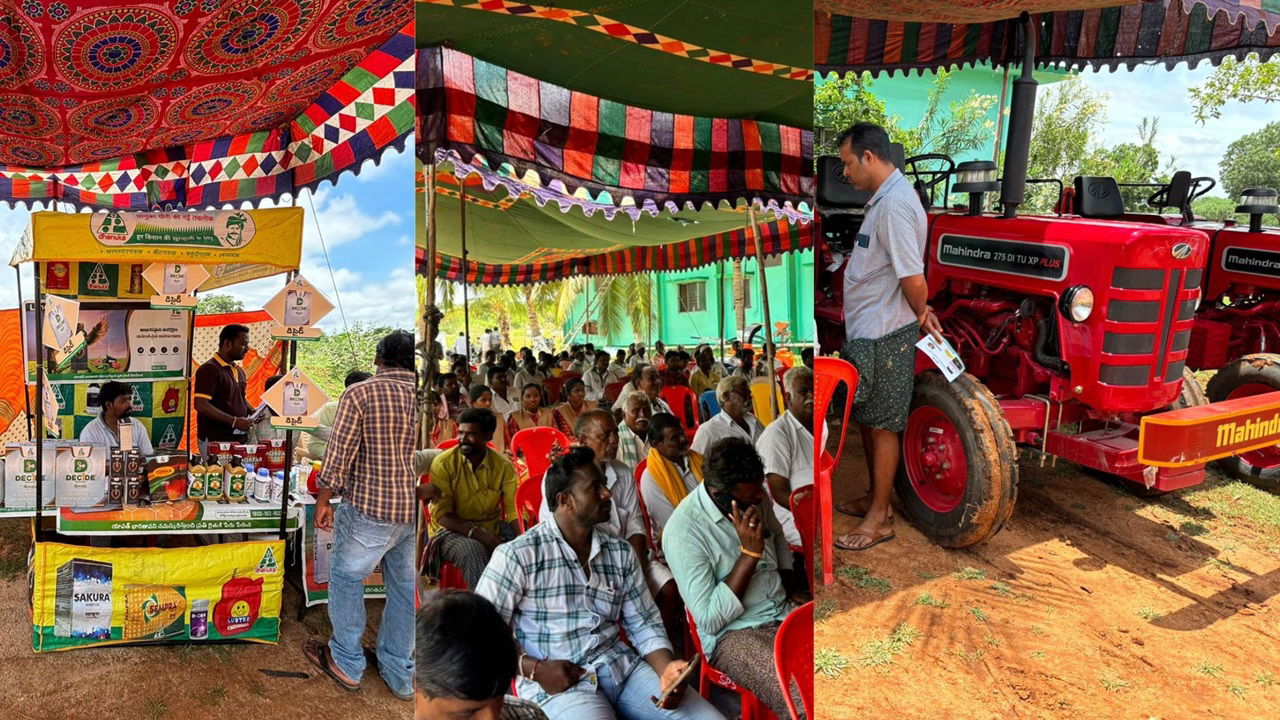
[1101,267,1197,386]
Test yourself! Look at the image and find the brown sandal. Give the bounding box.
[835,497,872,518]
[305,639,360,692]
[834,526,896,551]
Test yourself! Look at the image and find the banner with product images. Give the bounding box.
[32,539,284,652]
[24,302,189,383]
[42,380,187,451]
[300,502,385,606]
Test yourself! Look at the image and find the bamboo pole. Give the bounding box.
[748,207,779,418]
[421,163,439,446]
[460,183,471,365]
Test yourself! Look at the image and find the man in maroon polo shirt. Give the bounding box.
[193,323,255,456]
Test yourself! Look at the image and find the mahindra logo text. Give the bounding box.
[1216,413,1280,448]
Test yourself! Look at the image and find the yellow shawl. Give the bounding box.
[646,447,704,509]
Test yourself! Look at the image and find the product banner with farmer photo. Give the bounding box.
[32,540,285,652]
[42,380,186,450]
[24,302,189,383]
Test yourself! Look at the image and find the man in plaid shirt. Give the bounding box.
[305,330,417,702]
[476,448,724,720]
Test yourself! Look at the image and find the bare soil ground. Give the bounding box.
[816,430,1280,719]
[0,522,405,720]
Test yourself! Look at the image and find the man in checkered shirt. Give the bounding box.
[305,330,417,702]
[476,448,724,720]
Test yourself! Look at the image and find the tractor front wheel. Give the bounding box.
[895,372,1018,548]
[1206,354,1280,482]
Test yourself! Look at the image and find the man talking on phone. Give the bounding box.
[476,448,724,720]
[834,122,943,552]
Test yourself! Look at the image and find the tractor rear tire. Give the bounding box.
[895,372,1017,548]
[1206,353,1280,482]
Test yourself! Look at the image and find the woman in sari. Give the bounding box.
[552,378,596,436]
[504,382,554,447]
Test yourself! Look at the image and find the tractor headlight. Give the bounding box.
[1059,285,1094,322]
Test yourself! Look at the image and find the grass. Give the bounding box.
[814,598,838,623]
[916,571,939,580]
[984,633,1000,647]
[1030,650,1047,659]
[0,554,24,581]
[989,581,1013,597]
[1180,521,1210,537]
[857,623,922,667]
[954,566,987,581]
[142,700,168,720]
[1228,681,1247,699]
[202,685,227,707]
[1165,531,1183,545]
[1136,606,1165,621]
[838,566,892,594]
[815,648,851,678]
[248,681,269,699]
[956,647,986,662]
[916,592,949,608]
[1193,660,1224,678]
[1100,671,1131,692]
[1030,625,1047,636]
[969,607,989,622]
[1174,474,1280,529]
[1070,501,1088,511]
[1256,671,1276,688]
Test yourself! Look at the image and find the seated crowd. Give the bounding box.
[419,340,816,720]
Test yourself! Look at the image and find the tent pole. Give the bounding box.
[279,270,296,539]
[16,266,31,440]
[33,268,44,541]
[422,162,439,446]
[460,183,471,365]
[748,207,778,418]
[993,65,1010,165]
[717,260,725,367]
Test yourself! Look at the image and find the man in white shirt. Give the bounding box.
[611,365,672,416]
[610,349,629,376]
[583,350,621,402]
[513,355,546,391]
[79,381,154,455]
[487,366,517,418]
[639,413,702,548]
[756,366,816,548]
[691,376,764,455]
[628,343,649,371]
[479,328,492,356]
[616,393,652,479]
[453,332,468,360]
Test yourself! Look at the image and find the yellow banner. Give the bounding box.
[32,539,284,652]
[25,209,302,268]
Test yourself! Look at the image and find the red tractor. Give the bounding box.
[817,17,1280,548]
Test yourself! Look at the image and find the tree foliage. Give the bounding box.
[295,323,388,399]
[1219,121,1280,199]
[1188,54,1280,123]
[195,294,244,314]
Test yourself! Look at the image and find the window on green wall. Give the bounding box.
[678,281,706,313]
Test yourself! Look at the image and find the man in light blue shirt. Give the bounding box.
[79,381,154,455]
[662,436,810,719]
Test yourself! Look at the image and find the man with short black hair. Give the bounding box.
[639,413,703,547]
[193,323,254,454]
[415,591,547,720]
[307,330,418,701]
[80,381,154,454]
[663,436,810,719]
[836,122,942,552]
[476,448,723,720]
[427,407,519,588]
[488,365,517,417]
[584,350,622,403]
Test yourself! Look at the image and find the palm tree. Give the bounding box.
[556,274,656,345]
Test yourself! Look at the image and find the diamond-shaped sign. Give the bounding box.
[43,295,86,371]
[264,274,333,341]
[142,262,210,309]
[262,367,329,429]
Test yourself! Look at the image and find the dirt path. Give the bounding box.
[817,433,1280,719]
[0,523,404,720]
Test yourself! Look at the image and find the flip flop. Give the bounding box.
[363,646,414,702]
[834,527,896,552]
[834,497,872,518]
[304,639,360,692]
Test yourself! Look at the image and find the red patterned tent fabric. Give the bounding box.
[0,1,413,209]
[817,0,1280,75]
[415,217,812,286]
[418,46,813,221]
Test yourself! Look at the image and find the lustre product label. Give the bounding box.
[1221,246,1280,279]
[935,234,1070,281]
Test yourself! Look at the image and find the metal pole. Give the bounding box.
[460,183,471,365]
[422,162,439,447]
[279,270,296,539]
[183,288,198,457]
[33,268,44,541]
[748,207,779,418]
[717,260,725,366]
[16,266,31,440]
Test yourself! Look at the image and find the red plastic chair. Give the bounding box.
[660,385,700,439]
[789,487,815,581]
[685,609,768,720]
[814,356,858,585]
[775,366,789,388]
[560,371,582,384]
[633,459,653,547]
[510,426,571,486]
[603,380,630,405]
[515,478,542,532]
[420,494,468,589]
[542,376,566,404]
[775,602,814,720]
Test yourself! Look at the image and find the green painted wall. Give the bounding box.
[563,249,815,348]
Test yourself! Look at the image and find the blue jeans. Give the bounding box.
[326,502,415,696]
[540,662,725,720]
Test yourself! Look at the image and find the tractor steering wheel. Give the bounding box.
[904,154,956,207]
[1187,176,1216,203]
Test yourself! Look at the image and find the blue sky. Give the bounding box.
[0,142,414,332]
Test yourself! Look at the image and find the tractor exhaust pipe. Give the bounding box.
[1000,13,1038,219]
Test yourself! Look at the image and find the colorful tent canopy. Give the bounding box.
[419,47,812,222]
[416,166,811,285]
[416,0,813,127]
[817,0,1280,74]
[0,2,414,209]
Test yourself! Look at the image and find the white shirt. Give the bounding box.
[640,457,700,558]
[513,368,546,391]
[538,459,646,541]
[628,355,649,370]
[490,390,517,418]
[611,388,672,415]
[690,410,764,456]
[454,336,468,357]
[480,334,491,354]
[80,416,154,456]
[583,366,622,402]
[756,410,815,548]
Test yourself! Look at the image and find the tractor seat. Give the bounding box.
[1073,176,1125,219]
[817,143,906,210]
